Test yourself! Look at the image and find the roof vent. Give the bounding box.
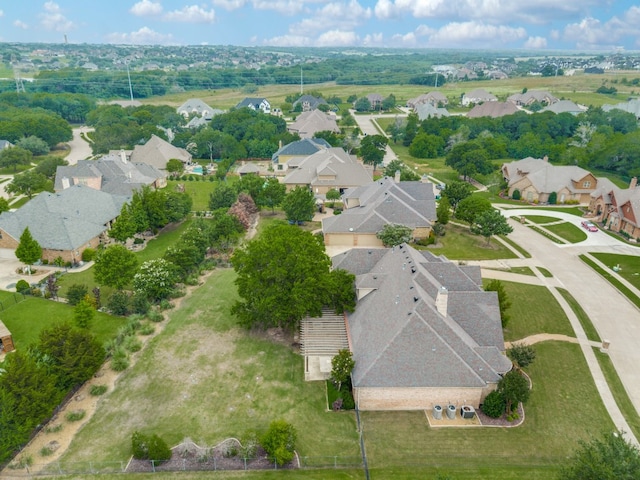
[413,297,419,303]
[395,295,399,305]
[411,267,416,274]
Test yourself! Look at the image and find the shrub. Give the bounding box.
[260,420,296,466]
[66,284,88,306]
[111,347,129,371]
[107,291,130,316]
[15,279,30,294]
[131,432,171,463]
[133,237,144,245]
[241,431,259,458]
[159,299,174,310]
[139,324,155,335]
[40,446,55,457]
[131,293,150,315]
[131,431,149,460]
[147,309,164,323]
[508,343,537,368]
[123,335,142,353]
[30,287,42,297]
[65,410,86,422]
[90,385,108,396]
[44,424,64,433]
[81,248,96,262]
[512,189,521,200]
[340,386,355,410]
[481,390,506,418]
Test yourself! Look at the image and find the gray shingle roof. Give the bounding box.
[129,135,191,169]
[0,185,127,251]
[467,101,518,118]
[176,98,221,119]
[283,148,372,189]
[288,110,339,138]
[322,178,436,234]
[333,244,511,389]
[272,138,331,163]
[541,100,585,114]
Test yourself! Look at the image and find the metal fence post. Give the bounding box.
[183,458,186,470]
[120,461,124,472]
[151,460,155,473]
[334,456,338,468]
[213,457,216,471]
[243,457,247,470]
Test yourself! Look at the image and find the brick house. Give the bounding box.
[589,177,640,240]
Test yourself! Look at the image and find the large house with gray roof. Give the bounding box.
[328,245,511,410]
[283,147,372,195]
[129,135,192,170]
[502,157,601,204]
[236,97,271,114]
[271,138,331,173]
[288,110,339,139]
[467,101,518,119]
[589,177,640,240]
[461,89,497,107]
[322,177,436,247]
[54,152,167,196]
[292,95,327,112]
[176,98,221,119]
[0,185,127,264]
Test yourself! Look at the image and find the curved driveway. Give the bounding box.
[497,208,640,435]
[66,126,94,165]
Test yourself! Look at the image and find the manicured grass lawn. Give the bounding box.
[520,206,585,216]
[60,268,360,464]
[0,295,126,348]
[362,342,612,473]
[580,255,640,309]
[537,267,553,278]
[594,348,640,443]
[490,281,574,342]
[556,288,601,343]
[589,253,640,291]
[10,196,30,208]
[498,234,531,258]
[423,224,517,261]
[56,268,116,301]
[256,211,321,238]
[544,222,588,243]
[523,215,561,224]
[167,179,215,212]
[527,225,563,243]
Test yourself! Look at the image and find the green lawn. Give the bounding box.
[589,252,640,290]
[537,267,553,278]
[556,288,601,343]
[424,224,517,261]
[498,234,531,258]
[1,295,126,348]
[167,179,215,212]
[544,222,588,243]
[527,225,564,244]
[580,255,640,309]
[491,281,575,342]
[523,215,561,224]
[519,206,585,216]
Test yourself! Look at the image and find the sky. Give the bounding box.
[0,1,638,51]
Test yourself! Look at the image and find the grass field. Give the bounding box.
[527,224,564,244]
[423,224,517,260]
[497,234,531,258]
[589,253,640,291]
[167,179,216,212]
[523,215,561,224]
[556,288,601,343]
[544,222,588,243]
[519,206,585,216]
[580,255,640,309]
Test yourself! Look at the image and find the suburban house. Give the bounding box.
[507,90,558,107]
[602,98,640,119]
[235,97,271,114]
[365,93,384,110]
[589,177,640,240]
[407,92,448,110]
[302,245,511,411]
[541,100,585,115]
[176,98,222,119]
[282,147,372,195]
[0,140,14,151]
[502,157,600,204]
[415,103,450,121]
[322,177,436,247]
[287,110,340,139]
[271,138,331,173]
[461,89,497,107]
[293,95,328,112]
[467,101,518,119]
[129,134,192,170]
[54,152,167,196]
[0,185,127,264]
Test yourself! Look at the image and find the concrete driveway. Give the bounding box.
[66,126,94,165]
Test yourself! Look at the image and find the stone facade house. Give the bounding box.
[461,89,497,107]
[589,177,640,240]
[292,95,327,112]
[322,177,436,247]
[271,138,331,173]
[507,90,558,107]
[467,101,518,119]
[502,157,600,204]
[288,110,339,139]
[176,98,222,119]
[407,92,448,110]
[329,245,511,411]
[129,135,192,170]
[0,185,127,264]
[236,97,271,114]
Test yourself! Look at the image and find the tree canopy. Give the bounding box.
[231,223,355,330]
[282,186,316,224]
[94,244,139,289]
[470,209,513,244]
[15,227,42,271]
[359,134,388,173]
[376,224,413,247]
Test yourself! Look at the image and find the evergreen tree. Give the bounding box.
[15,227,42,274]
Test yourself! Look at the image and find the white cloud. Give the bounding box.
[425,21,527,48]
[563,7,640,50]
[164,5,216,23]
[316,30,359,47]
[262,34,313,47]
[252,0,307,15]
[40,2,75,32]
[289,1,371,36]
[524,36,547,49]
[0,10,4,18]
[14,20,29,29]
[362,32,384,46]
[374,0,398,19]
[212,0,247,10]
[130,0,163,16]
[106,26,175,45]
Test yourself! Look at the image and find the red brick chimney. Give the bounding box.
[630,177,638,189]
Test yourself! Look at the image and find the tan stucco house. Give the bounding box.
[322,177,436,247]
[288,110,339,139]
[129,135,192,170]
[326,245,511,411]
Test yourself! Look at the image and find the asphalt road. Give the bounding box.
[66,126,94,165]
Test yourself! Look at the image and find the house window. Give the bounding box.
[583,181,591,188]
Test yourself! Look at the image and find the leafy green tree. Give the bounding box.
[376,224,413,247]
[258,177,286,213]
[402,113,419,147]
[6,170,49,199]
[498,370,529,414]
[236,173,265,203]
[508,342,536,368]
[325,188,341,202]
[231,223,341,330]
[165,159,184,177]
[16,136,50,156]
[208,181,238,210]
[331,349,355,391]
[15,227,42,274]
[0,146,32,172]
[37,322,105,389]
[74,298,95,329]
[133,258,178,302]
[560,431,640,480]
[326,268,356,315]
[260,420,297,466]
[66,283,88,306]
[164,242,203,280]
[455,195,492,225]
[481,390,506,418]
[484,279,512,328]
[354,97,371,112]
[442,181,472,214]
[109,203,137,242]
[282,186,316,224]
[359,134,388,174]
[0,197,9,214]
[164,190,193,223]
[437,196,450,225]
[445,141,495,180]
[35,156,68,179]
[471,209,514,244]
[383,159,420,181]
[210,211,244,249]
[382,94,396,111]
[409,133,445,158]
[94,244,139,289]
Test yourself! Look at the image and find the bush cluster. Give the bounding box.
[131,431,172,463]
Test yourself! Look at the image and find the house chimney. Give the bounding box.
[630,177,638,189]
[120,149,127,164]
[543,155,549,162]
[61,177,70,190]
[435,286,448,316]
[394,170,401,183]
[279,140,283,149]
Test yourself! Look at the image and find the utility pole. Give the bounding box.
[126,61,134,102]
[300,65,303,95]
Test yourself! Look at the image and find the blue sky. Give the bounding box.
[0,1,638,51]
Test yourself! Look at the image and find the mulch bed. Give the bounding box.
[475,403,525,427]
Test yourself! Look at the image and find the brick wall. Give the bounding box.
[354,385,497,411]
